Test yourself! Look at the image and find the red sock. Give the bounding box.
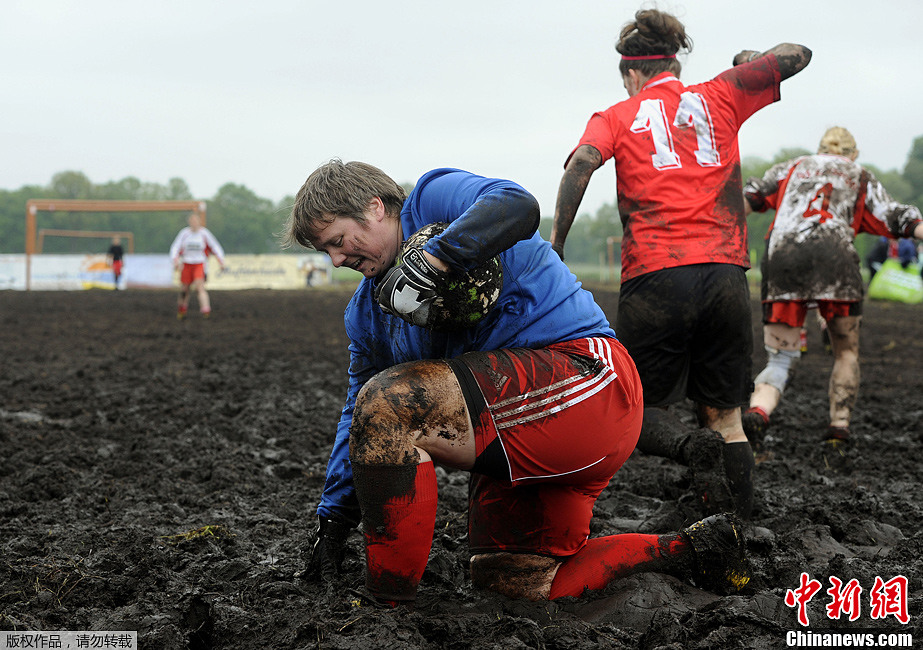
[549,532,689,599]
[746,406,769,424]
[353,461,438,602]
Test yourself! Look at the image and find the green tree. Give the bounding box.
[902,135,923,206]
[50,171,93,199]
[207,183,280,254]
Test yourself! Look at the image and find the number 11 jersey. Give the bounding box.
[566,59,781,282]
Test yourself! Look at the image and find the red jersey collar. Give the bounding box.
[641,72,680,92]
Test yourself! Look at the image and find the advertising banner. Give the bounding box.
[206,255,323,290]
[0,254,330,290]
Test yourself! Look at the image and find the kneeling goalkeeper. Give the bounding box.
[284,159,749,605]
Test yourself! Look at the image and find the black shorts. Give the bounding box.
[616,263,753,409]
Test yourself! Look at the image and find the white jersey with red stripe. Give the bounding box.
[169,227,225,266]
[747,153,922,302]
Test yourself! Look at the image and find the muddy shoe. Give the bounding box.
[682,513,751,594]
[742,407,770,445]
[347,585,421,611]
[821,426,850,471]
[823,426,850,444]
[684,428,735,514]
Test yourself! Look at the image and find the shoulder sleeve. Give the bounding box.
[712,56,782,125]
[202,228,226,260]
[566,110,619,167]
[411,170,540,272]
[857,169,923,237]
[169,229,186,259]
[745,159,797,211]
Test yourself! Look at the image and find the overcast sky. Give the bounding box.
[3,0,921,219]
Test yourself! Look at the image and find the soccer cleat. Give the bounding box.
[823,425,850,443]
[684,428,735,514]
[347,586,413,611]
[682,513,751,594]
[742,407,770,444]
[821,426,850,470]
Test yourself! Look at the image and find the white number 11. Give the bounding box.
[630,91,721,170]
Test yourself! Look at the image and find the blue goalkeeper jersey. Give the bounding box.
[317,168,616,522]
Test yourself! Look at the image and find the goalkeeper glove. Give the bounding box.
[375,247,446,328]
[306,514,354,581]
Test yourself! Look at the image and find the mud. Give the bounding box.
[1,287,920,649]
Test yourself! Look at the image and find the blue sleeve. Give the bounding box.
[315,302,380,524]
[316,394,360,524]
[408,170,540,272]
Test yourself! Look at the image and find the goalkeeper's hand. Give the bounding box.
[375,247,446,327]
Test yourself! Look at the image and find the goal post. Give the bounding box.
[37,229,136,254]
[25,199,206,290]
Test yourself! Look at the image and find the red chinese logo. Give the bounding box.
[785,572,822,626]
[785,573,910,626]
[826,577,863,621]
[870,575,909,624]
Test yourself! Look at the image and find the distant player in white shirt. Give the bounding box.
[169,213,226,319]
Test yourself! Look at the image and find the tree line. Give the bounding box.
[3,135,923,266]
[0,173,295,255]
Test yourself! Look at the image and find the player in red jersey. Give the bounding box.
[551,7,811,522]
[742,127,923,450]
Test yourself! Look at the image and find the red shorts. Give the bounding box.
[763,300,862,328]
[448,337,643,558]
[112,260,123,275]
[180,263,207,286]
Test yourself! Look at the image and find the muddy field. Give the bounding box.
[0,286,920,649]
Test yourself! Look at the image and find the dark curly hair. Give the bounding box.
[616,8,692,78]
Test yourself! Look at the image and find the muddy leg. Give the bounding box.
[349,361,474,603]
[827,315,860,428]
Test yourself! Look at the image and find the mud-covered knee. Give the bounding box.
[470,553,557,600]
[754,346,800,393]
[350,370,418,464]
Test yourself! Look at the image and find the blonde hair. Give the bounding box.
[818,127,858,158]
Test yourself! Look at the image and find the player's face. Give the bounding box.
[311,199,401,278]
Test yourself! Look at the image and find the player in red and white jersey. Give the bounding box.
[742,127,923,449]
[552,7,811,521]
[169,212,226,319]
